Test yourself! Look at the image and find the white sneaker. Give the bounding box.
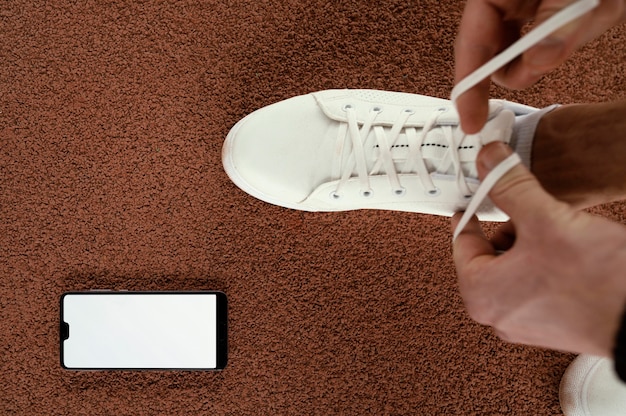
[560,355,626,416]
[223,89,536,220]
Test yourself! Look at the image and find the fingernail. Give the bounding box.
[527,37,565,68]
[479,142,513,173]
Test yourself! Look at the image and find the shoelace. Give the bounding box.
[449,0,599,241]
[332,105,474,200]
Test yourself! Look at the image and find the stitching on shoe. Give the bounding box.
[373,144,475,149]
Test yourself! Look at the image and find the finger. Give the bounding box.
[451,212,496,272]
[452,212,502,327]
[491,64,544,91]
[454,0,508,133]
[527,0,597,70]
[503,1,586,87]
[476,142,567,224]
[497,0,624,88]
[454,82,492,135]
[490,20,543,90]
[490,221,517,252]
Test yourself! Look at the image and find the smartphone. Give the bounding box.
[60,291,227,370]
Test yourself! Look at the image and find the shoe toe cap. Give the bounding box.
[223,94,333,208]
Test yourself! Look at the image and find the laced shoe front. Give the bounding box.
[222,89,535,221]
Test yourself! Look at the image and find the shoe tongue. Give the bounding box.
[368,108,515,179]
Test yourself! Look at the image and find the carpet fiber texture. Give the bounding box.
[1,1,625,415]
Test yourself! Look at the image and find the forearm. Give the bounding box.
[532,99,626,209]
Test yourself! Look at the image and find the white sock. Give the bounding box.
[511,104,560,170]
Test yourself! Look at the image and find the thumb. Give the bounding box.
[477,142,562,223]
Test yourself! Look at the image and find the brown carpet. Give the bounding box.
[1,1,625,414]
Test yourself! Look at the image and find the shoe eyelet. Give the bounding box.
[342,104,354,111]
[404,108,415,114]
[437,107,448,113]
[371,106,383,113]
[464,194,473,200]
[361,189,373,198]
[394,188,406,196]
[426,187,441,197]
[330,191,342,200]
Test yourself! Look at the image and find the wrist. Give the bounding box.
[531,100,626,208]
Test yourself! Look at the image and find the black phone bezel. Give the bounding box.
[60,290,228,371]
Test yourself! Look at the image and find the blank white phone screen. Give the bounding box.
[63,294,217,369]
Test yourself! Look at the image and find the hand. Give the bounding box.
[454,0,626,133]
[452,142,626,356]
